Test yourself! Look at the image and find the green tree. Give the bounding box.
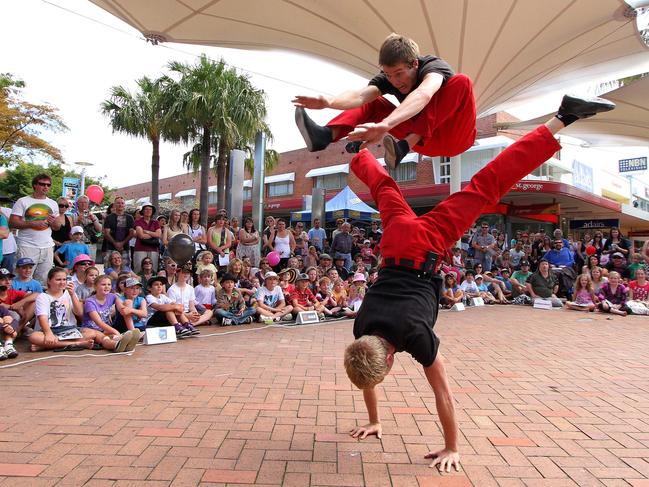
[101,76,179,209]
[0,161,112,205]
[167,55,273,225]
[0,73,68,166]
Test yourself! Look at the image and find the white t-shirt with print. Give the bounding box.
[167,283,196,313]
[12,196,59,248]
[35,291,77,331]
[146,293,174,320]
[255,285,284,308]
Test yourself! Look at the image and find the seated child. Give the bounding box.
[255,271,294,322]
[55,226,91,270]
[0,268,37,335]
[75,266,99,302]
[451,247,465,273]
[291,273,326,320]
[475,275,498,304]
[145,276,195,338]
[597,271,627,316]
[167,265,209,330]
[81,275,143,348]
[196,250,218,284]
[11,257,43,293]
[565,273,598,312]
[194,270,217,312]
[441,273,464,309]
[459,270,480,301]
[627,253,646,281]
[348,273,367,312]
[626,267,649,315]
[0,306,19,360]
[115,278,148,332]
[215,273,257,325]
[315,276,340,316]
[278,268,297,302]
[351,254,369,278]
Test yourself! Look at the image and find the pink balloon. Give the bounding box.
[267,251,280,267]
[86,185,104,204]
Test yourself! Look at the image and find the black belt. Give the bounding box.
[383,253,440,280]
[383,257,423,270]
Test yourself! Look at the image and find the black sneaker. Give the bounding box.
[174,324,191,338]
[383,134,410,170]
[556,95,615,126]
[345,141,362,154]
[295,107,332,152]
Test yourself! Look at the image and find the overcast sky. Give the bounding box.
[2,0,648,190]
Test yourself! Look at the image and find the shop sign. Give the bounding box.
[569,219,619,230]
[619,157,647,173]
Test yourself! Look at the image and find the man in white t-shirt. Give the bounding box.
[255,271,293,321]
[9,173,64,284]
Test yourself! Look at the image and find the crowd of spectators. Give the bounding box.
[1,172,648,362]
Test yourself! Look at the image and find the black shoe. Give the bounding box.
[295,107,332,152]
[345,141,362,153]
[556,95,615,126]
[383,134,410,170]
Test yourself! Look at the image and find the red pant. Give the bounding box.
[350,125,561,267]
[327,74,477,157]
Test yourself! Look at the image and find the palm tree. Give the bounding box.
[101,76,178,208]
[167,55,273,225]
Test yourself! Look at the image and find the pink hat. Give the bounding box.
[73,254,94,267]
[352,273,366,282]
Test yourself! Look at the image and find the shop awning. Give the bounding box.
[305,164,349,178]
[174,188,196,198]
[376,152,419,167]
[244,180,252,188]
[136,196,150,204]
[159,193,172,201]
[264,172,295,184]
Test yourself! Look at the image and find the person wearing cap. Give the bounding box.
[604,251,631,280]
[10,173,65,285]
[145,276,193,338]
[54,226,91,270]
[0,267,37,335]
[474,274,498,304]
[103,196,136,269]
[133,203,162,274]
[114,278,148,333]
[11,257,43,294]
[317,253,333,277]
[510,261,533,298]
[332,255,350,281]
[360,239,378,267]
[215,273,256,325]
[347,273,367,312]
[255,271,293,322]
[167,266,209,330]
[290,273,325,320]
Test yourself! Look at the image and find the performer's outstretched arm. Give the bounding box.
[423,357,460,472]
[292,85,381,111]
[349,387,382,439]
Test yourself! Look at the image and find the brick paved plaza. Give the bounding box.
[2,307,649,486]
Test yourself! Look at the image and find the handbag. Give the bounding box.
[140,237,160,247]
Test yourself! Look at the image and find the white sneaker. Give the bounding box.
[221,318,232,326]
[281,314,293,322]
[0,345,7,361]
[4,342,18,358]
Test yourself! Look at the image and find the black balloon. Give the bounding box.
[167,233,195,266]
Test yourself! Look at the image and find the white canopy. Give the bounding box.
[506,75,649,147]
[305,163,350,178]
[89,0,649,115]
[159,193,172,201]
[174,188,196,197]
[264,172,295,184]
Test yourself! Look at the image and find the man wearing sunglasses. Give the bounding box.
[9,173,64,285]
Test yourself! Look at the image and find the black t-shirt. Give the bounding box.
[353,267,442,367]
[104,213,135,250]
[368,55,455,103]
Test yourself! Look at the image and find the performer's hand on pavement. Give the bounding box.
[292,95,330,109]
[425,449,461,473]
[347,122,389,149]
[349,423,382,439]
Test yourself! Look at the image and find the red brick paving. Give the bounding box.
[2,307,649,485]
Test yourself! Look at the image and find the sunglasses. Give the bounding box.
[37,182,52,187]
[59,204,69,208]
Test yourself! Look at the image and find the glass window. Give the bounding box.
[314,173,346,190]
[243,188,252,200]
[180,195,195,206]
[267,181,293,197]
[208,191,217,205]
[440,157,451,184]
[388,161,416,182]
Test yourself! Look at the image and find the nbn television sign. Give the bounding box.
[619,157,647,173]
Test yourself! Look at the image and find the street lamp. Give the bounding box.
[74,161,94,196]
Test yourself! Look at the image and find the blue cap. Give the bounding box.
[16,257,36,267]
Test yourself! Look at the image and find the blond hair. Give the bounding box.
[379,33,419,67]
[344,335,390,389]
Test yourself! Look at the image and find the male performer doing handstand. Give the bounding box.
[343,95,614,472]
[293,33,475,168]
